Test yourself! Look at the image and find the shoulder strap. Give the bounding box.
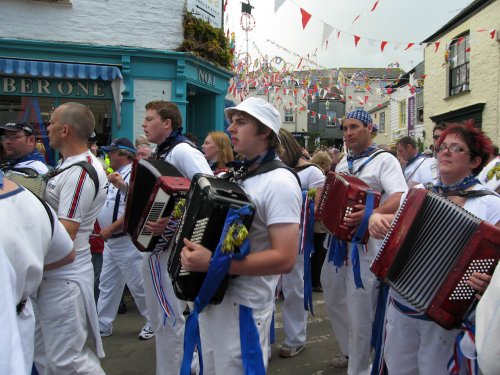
[446,190,498,198]
[293,163,324,174]
[243,160,301,187]
[352,149,389,175]
[46,161,100,198]
[33,193,55,235]
[6,167,40,178]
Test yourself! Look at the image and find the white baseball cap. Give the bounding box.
[225,97,281,136]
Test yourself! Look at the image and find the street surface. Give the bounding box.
[101,291,347,375]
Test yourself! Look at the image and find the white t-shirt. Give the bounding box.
[411,157,438,186]
[403,155,427,185]
[165,142,213,179]
[476,263,500,375]
[477,156,500,193]
[97,163,132,229]
[225,166,302,309]
[0,245,26,375]
[297,164,325,190]
[336,151,408,259]
[44,151,107,255]
[0,186,73,302]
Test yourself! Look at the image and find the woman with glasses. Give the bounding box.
[369,121,500,375]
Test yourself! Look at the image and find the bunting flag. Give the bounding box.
[380,41,388,52]
[490,29,497,39]
[322,24,334,46]
[371,0,380,12]
[274,0,286,13]
[354,35,361,47]
[404,43,414,50]
[434,42,441,52]
[300,8,312,29]
[353,15,361,24]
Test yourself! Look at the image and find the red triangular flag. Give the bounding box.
[364,95,369,103]
[371,0,380,12]
[354,35,361,47]
[404,43,414,50]
[300,8,312,29]
[434,42,440,52]
[386,88,393,94]
[353,15,360,24]
[348,96,352,100]
[380,41,388,52]
[337,31,341,39]
[490,29,497,39]
[457,36,465,45]
[465,47,471,53]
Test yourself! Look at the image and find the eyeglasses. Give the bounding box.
[436,145,471,155]
[2,134,28,141]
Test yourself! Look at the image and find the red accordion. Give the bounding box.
[316,172,381,244]
[124,159,191,252]
[371,188,500,329]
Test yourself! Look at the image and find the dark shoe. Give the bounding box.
[117,302,127,314]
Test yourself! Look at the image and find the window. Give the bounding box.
[399,100,406,128]
[309,111,317,124]
[284,108,294,122]
[326,111,337,127]
[379,112,385,133]
[416,91,424,123]
[449,33,470,96]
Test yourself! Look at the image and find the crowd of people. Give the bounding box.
[1,98,499,375]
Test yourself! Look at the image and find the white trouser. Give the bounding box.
[200,297,273,374]
[142,251,186,375]
[321,255,379,375]
[36,277,105,375]
[17,298,35,374]
[384,302,460,375]
[280,252,307,347]
[97,236,149,333]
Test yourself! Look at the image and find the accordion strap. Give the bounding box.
[237,160,301,187]
[45,161,100,199]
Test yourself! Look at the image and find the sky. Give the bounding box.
[224,0,476,72]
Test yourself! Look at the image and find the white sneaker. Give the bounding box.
[330,353,348,368]
[138,323,154,340]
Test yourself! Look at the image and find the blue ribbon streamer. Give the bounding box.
[301,191,315,315]
[328,236,347,267]
[0,170,4,189]
[350,191,375,289]
[270,311,275,345]
[181,205,260,375]
[240,305,266,375]
[370,283,389,375]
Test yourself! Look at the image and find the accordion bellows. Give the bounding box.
[124,159,190,252]
[371,188,500,329]
[168,173,255,304]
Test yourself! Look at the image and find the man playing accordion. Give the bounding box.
[321,109,407,374]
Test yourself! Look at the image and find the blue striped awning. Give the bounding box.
[0,58,123,81]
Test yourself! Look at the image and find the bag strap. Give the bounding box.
[45,161,100,199]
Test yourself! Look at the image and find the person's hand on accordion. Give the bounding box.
[180,238,211,272]
[145,217,169,236]
[368,213,395,239]
[467,272,492,300]
[344,204,365,229]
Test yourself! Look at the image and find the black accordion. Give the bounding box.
[371,188,500,329]
[168,173,255,303]
[124,159,190,252]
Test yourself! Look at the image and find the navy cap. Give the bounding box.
[101,138,136,153]
[0,122,35,135]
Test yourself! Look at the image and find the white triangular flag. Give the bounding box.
[275,0,286,13]
[322,23,334,46]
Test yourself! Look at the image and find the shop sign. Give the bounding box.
[187,0,222,28]
[198,69,215,86]
[0,77,112,99]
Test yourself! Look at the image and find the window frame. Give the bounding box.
[448,32,470,96]
[379,111,386,133]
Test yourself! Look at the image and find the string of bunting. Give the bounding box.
[274,0,497,52]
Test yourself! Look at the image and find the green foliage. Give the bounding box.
[177,12,233,69]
